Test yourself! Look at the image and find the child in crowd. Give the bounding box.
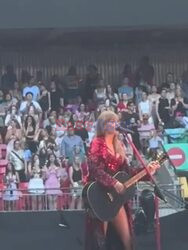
[148,129,163,160]
[3,163,20,211]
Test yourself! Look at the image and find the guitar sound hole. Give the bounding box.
[107,192,113,202]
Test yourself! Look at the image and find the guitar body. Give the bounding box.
[83,171,136,221]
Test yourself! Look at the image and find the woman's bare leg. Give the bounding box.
[112,206,132,250]
[103,222,108,236]
[76,197,83,210]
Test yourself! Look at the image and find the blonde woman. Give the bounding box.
[86,111,159,250]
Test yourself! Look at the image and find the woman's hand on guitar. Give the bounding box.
[148,161,160,175]
[114,181,124,194]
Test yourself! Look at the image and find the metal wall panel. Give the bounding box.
[0,46,188,87]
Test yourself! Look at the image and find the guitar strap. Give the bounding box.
[11,150,24,164]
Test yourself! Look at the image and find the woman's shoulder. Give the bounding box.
[89,136,106,155]
[91,136,105,146]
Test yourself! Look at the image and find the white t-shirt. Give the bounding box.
[139,100,150,115]
[23,85,40,101]
[19,101,42,113]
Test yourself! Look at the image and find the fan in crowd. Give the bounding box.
[0,59,187,213]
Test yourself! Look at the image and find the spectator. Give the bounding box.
[28,154,41,177]
[148,85,160,104]
[105,84,119,108]
[118,77,134,99]
[73,115,89,147]
[84,64,101,102]
[117,93,128,112]
[138,114,155,155]
[19,92,42,114]
[148,85,160,126]
[161,72,175,90]
[0,93,13,128]
[171,88,188,128]
[93,79,107,109]
[11,82,22,102]
[120,64,135,87]
[43,153,62,210]
[69,155,85,209]
[39,147,48,168]
[148,130,163,160]
[76,103,90,121]
[86,112,96,146]
[8,139,27,182]
[1,65,17,92]
[49,81,63,112]
[5,119,22,144]
[28,167,45,210]
[21,70,31,85]
[63,66,81,104]
[3,162,20,211]
[23,115,39,153]
[43,112,57,129]
[166,82,176,102]
[121,101,141,150]
[138,92,153,124]
[156,89,172,128]
[23,76,40,101]
[38,84,51,119]
[181,70,188,98]
[135,56,154,89]
[60,126,85,160]
[5,105,22,127]
[27,104,40,124]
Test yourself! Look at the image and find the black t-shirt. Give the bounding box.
[158,97,170,121]
[50,90,62,111]
[171,98,188,116]
[75,128,88,142]
[121,112,140,132]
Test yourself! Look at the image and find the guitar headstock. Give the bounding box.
[156,152,168,164]
[147,152,168,174]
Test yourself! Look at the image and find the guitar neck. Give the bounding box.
[123,168,149,189]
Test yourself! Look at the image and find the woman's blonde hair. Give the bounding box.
[96,111,125,161]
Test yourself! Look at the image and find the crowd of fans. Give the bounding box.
[0,56,188,210]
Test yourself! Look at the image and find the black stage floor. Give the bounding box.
[0,210,187,250]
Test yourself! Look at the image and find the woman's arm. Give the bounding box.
[69,166,75,186]
[156,100,161,123]
[27,162,32,176]
[148,100,152,117]
[4,114,11,126]
[48,92,51,111]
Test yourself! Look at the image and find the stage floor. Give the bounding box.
[0,210,187,250]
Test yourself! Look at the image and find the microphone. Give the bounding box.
[116,125,134,134]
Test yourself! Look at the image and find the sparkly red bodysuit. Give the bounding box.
[88,136,126,188]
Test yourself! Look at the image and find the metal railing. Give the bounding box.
[0,187,82,212]
[0,184,185,212]
[132,183,185,215]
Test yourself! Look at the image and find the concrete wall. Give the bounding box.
[0,0,187,29]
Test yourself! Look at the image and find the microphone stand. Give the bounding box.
[121,130,166,250]
[121,131,167,203]
[121,131,188,250]
[159,142,177,174]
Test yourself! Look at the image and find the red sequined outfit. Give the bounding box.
[88,136,126,187]
[86,136,133,250]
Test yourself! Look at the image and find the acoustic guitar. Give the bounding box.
[82,153,167,221]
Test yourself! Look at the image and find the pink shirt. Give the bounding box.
[138,123,155,139]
